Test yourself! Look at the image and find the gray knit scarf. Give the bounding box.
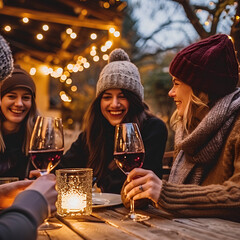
[169,88,240,185]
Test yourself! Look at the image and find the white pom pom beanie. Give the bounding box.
[96,48,144,100]
[0,34,14,81]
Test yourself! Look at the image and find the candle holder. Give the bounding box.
[56,168,93,217]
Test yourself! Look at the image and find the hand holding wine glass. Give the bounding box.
[114,123,149,221]
[29,116,64,230]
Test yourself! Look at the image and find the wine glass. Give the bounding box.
[114,123,150,222]
[29,116,64,230]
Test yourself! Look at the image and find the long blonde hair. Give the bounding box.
[170,90,210,134]
[0,93,37,155]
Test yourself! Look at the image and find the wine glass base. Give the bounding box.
[122,212,150,222]
[38,222,62,230]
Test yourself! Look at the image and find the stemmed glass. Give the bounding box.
[29,116,64,230]
[114,123,150,222]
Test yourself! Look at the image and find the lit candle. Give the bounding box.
[62,191,86,212]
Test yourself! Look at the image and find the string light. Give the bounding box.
[70,32,77,39]
[71,86,77,92]
[103,2,110,8]
[36,33,43,40]
[22,17,29,23]
[90,49,97,56]
[4,25,11,32]
[114,31,120,37]
[29,67,36,75]
[90,33,97,40]
[42,24,49,31]
[103,54,109,61]
[93,56,99,62]
[101,46,107,52]
[109,27,115,33]
[105,40,112,49]
[66,28,73,34]
[83,62,90,68]
[66,78,72,84]
[61,75,67,81]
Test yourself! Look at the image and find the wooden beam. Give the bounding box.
[0,6,119,30]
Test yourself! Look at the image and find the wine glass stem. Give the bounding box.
[130,199,135,215]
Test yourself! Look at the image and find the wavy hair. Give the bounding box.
[82,89,154,179]
[170,90,210,134]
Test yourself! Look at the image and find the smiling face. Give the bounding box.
[100,88,129,126]
[168,78,192,117]
[1,88,32,132]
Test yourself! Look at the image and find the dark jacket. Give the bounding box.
[0,127,29,180]
[0,190,48,240]
[60,117,167,193]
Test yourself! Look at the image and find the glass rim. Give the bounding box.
[56,168,93,174]
[36,116,62,121]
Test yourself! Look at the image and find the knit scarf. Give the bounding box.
[169,88,240,185]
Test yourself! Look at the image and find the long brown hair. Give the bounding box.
[82,89,154,179]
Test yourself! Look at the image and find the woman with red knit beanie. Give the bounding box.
[122,34,240,221]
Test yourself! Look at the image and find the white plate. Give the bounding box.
[92,193,122,208]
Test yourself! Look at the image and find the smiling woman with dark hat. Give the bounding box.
[0,64,38,179]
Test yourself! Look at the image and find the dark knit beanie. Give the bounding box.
[0,34,14,81]
[96,48,144,99]
[1,64,36,98]
[169,34,239,98]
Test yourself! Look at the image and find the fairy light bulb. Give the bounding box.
[109,27,115,33]
[90,33,97,40]
[4,25,11,32]
[93,56,99,62]
[22,17,29,23]
[101,46,107,52]
[70,33,77,39]
[66,78,72,85]
[36,33,43,40]
[83,62,90,68]
[114,31,120,37]
[105,40,112,49]
[71,86,77,92]
[66,28,73,34]
[29,68,36,75]
[42,24,49,31]
[103,54,109,61]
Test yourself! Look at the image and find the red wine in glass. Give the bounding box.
[29,116,64,230]
[114,152,144,174]
[114,123,150,222]
[29,149,64,175]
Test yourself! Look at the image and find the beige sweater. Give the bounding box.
[157,106,240,221]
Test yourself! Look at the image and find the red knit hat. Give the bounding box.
[169,34,239,98]
[1,64,36,98]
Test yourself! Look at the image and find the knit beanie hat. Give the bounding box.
[169,34,239,98]
[1,64,36,98]
[0,34,14,81]
[96,48,144,100]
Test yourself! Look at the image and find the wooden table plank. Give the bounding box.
[37,205,240,240]
[37,217,83,240]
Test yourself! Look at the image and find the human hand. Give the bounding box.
[26,174,57,214]
[124,168,162,204]
[0,180,33,209]
[29,169,41,179]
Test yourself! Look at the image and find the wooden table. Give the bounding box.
[37,205,240,240]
